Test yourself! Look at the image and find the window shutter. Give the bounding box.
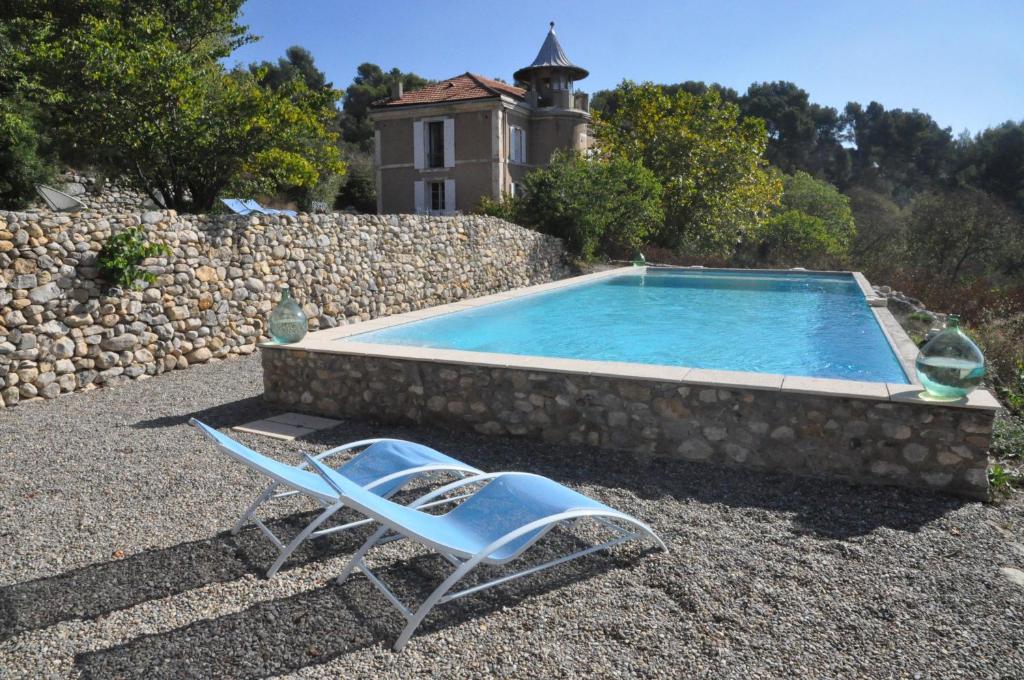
[414,181,425,213]
[413,120,424,170]
[443,117,455,168]
[521,129,526,164]
[444,179,456,214]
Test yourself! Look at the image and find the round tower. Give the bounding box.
[514,22,589,111]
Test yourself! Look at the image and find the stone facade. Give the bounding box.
[0,208,570,409]
[262,350,994,499]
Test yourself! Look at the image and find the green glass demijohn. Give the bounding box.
[914,314,985,400]
[268,285,308,344]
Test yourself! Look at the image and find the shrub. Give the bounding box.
[0,104,52,209]
[474,193,519,223]
[993,413,1024,459]
[98,227,172,290]
[968,310,1024,412]
[743,171,855,268]
[515,151,663,259]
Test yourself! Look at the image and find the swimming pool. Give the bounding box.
[263,266,998,499]
[344,268,909,384]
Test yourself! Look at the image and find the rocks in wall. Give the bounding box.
[0,208,570,409]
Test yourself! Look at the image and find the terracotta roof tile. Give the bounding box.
[372,73,526,108]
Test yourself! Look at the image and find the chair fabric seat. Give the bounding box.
[193,422,465,504]
[318,467,614,563]
[339,440,471,498]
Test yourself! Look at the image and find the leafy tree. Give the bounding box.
[595,81,781,258]
[0,102,53,209]
[339,63,431,152]
[335,151,377,213]
[0,14,54,208]
[843,101,954,199]
[903,188,1023,282]
[747,171,855,266]
[739,81,849,182]
[846,186,905,268]
[19,1,343,211]
[251,45,332,94]
[954,121,1024,211]
[504,151,663,259]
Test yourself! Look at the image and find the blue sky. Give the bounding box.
[230,0,1023,135]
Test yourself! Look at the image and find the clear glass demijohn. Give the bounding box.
[914,314,985,399]
[268,285,308,344]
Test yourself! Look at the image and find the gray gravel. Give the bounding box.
[1,352,1023,679]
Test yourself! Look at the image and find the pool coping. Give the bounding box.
[262,266,1000,412]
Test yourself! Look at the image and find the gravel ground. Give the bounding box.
[1,353,1023,679]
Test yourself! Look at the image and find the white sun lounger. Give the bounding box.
[190,419,481,576]
[305,454,668,651]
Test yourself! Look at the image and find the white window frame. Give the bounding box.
[509,125,527,164]
[414,116,455,170]
[416,179,455,215]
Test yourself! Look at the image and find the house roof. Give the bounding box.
[372,73,526,108]
[513,23,589,83]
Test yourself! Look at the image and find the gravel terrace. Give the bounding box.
[1,353,1022,679]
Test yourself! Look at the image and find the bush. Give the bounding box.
[743,171,855,267]
[968,310,1024,412]
[474,193,519,223]
[0,104,52,209]
[98,227,172,290]
[515,151,663,259]
[903,188,1023,283]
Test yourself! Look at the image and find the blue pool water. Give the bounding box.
[344,269,910,384]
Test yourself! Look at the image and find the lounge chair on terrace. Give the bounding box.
[304,454,668,651]
[190,419,481,577]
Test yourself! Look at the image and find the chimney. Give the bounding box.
[390,80,404,100]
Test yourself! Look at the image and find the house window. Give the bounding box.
[427,121,445,168]
[509,126,526,164]
[429,181,445,212]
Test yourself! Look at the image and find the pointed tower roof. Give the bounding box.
[513,22,589,83]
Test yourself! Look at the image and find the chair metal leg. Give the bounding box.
[232,482,278,535]
[394,560,479,652]
[265,502,344,578]
[338,525,391,584]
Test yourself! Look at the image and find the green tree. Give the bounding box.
[595,81,781,258]
[17,1,343,212]
[904,188,1023,282]
[513,151,663,259]
[339,63,431,152]
[251,45,332,93]
[334,151,377,213]
[954,121,1024,211]
[0,13,53,208]
[843,101,954,199]
[846,186,905,269]
[748,171,856,267]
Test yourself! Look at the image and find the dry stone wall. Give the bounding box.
[0,208,570,408]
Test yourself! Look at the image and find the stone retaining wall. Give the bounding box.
[262,349,994,499]
[0,208,570,408]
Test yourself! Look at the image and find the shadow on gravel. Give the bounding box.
[0,508,373,644]
[293,419,968,542]
[131,396,273,430]
[73,533,640,679]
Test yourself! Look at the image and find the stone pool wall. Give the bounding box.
[0,208,570,408]
[262,349,995,499]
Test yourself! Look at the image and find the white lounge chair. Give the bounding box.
[305,454,667,651]
[190,419,481,577]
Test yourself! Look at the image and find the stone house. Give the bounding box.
[367,23,591,215]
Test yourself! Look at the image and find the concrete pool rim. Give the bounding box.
[262,266,1000,413]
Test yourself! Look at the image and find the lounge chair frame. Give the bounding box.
[191,420,480,577]
[306,461,668,651]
